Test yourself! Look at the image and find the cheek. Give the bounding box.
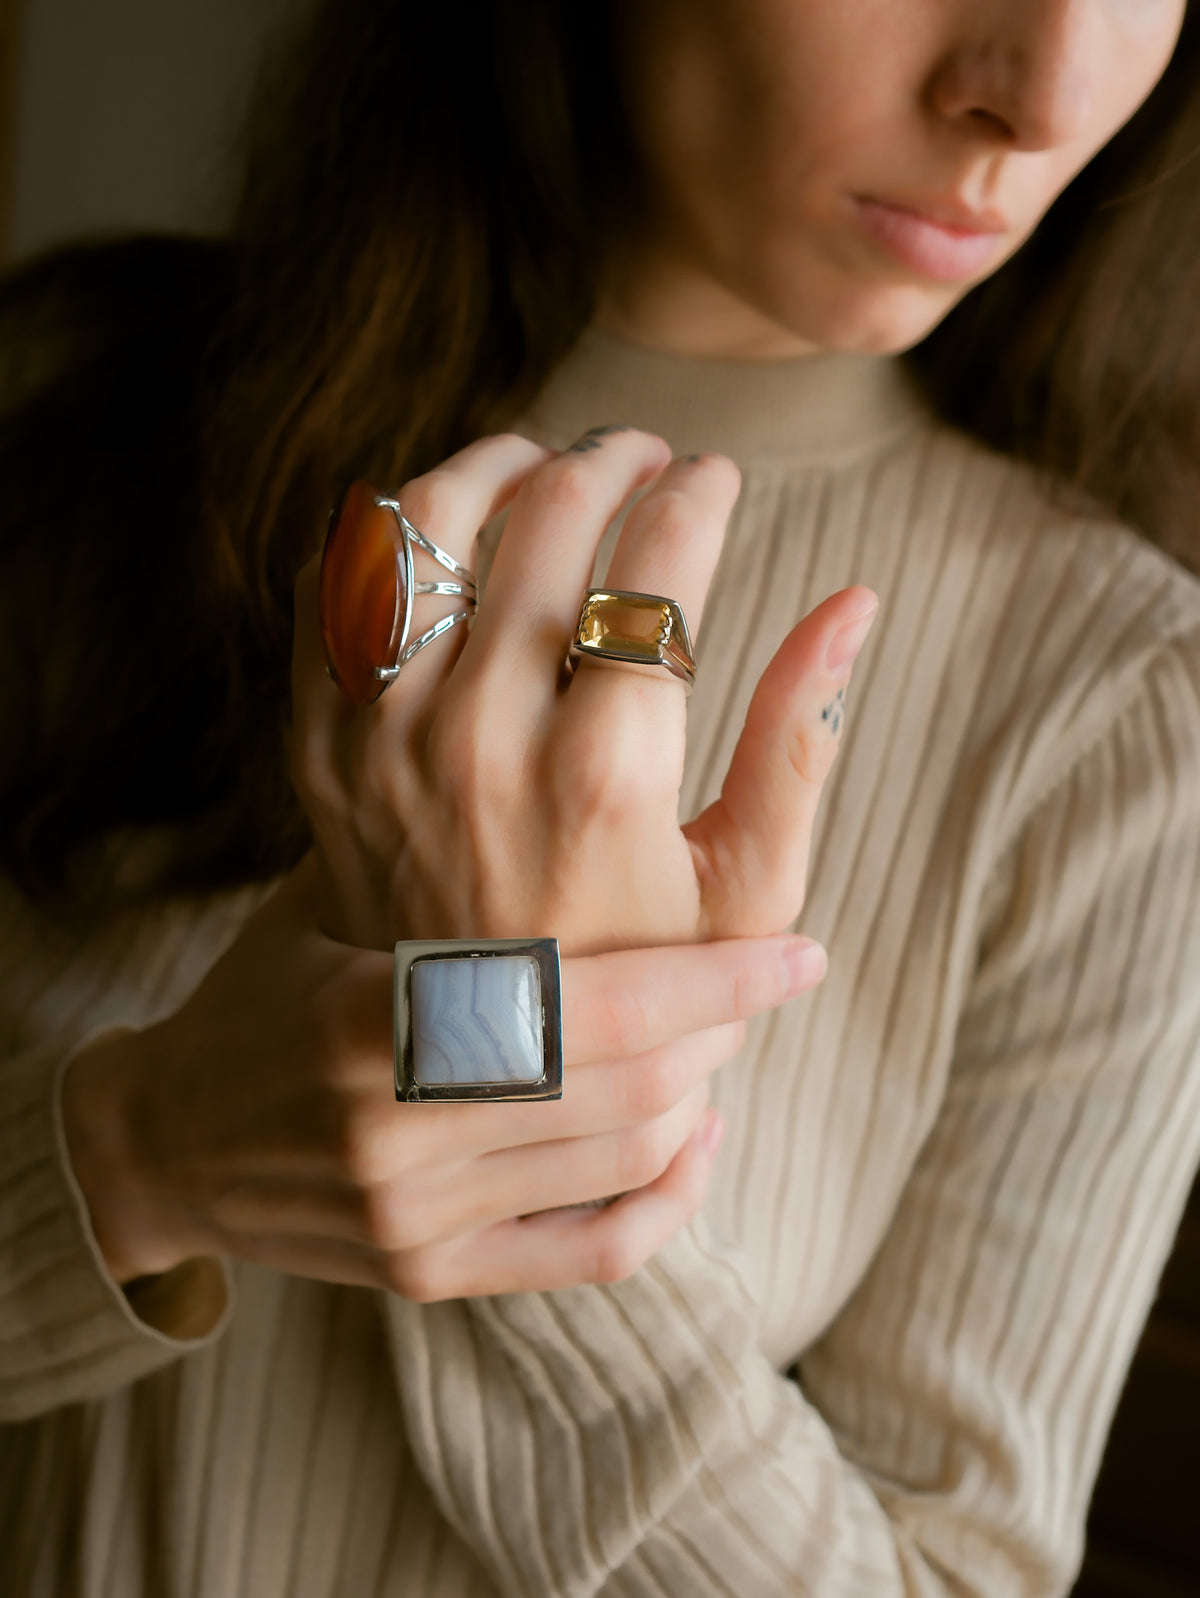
[629,1,931,273]
[620,1,854,222]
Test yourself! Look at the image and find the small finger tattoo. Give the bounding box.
[566,424,631,455]
[820,686,847,737]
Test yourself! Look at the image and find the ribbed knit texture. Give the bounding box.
[2,330,1199,1597]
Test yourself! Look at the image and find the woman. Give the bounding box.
[1,2,1198,1595]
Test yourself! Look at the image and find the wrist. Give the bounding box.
[60,1025,194,1284]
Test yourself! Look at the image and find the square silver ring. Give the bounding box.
[393,937,564,1103]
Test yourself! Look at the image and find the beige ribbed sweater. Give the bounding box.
[3,331,1199,1598]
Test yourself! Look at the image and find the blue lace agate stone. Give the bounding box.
[410,954,545,1085]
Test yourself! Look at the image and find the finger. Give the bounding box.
[560,932,825,1064]
[685,586,879,937]
[327,928,825,1096]
[394,432,554,579]
[327,929,824,1097]
[318,933,824,1173]
[382,437,554,702]
[427,1083,710,1243]
[599,451,739,641]
[213,1104,722,1300]
[355,434,556,703]
[251,1077,712,1253]
[566,451,740,739]
[293,434,552,731]
[254,1015,744,1210]
[417,1110,723,1299]
[460,426,672,703]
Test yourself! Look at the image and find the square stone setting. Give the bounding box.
[411,954,543,1085]
[394,939,563,1103]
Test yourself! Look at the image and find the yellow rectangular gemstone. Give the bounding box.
[579,597,672,657]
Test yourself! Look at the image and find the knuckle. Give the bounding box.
[725,1018,749,1056]
[526,455,596,515]
[621,1047,689,1121]
[590,1221,646,1286]
[335,1106,392,1188]
[787,725,836,789]
[486,429,541,458]
[398,468,461,532]
[383,1248,448,1303]
[731,957,781,1022]
[596,981,657,1060]
[637,488,697,553]
[359,1180,421,1254]
[311,976,374,1067]
[614,1117,676,1191]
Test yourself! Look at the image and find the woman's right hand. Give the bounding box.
[61,856,825,1301]
[293,429,877,957]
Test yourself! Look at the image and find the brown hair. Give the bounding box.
[1,0,1198,904]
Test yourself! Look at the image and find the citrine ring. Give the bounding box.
[569,588,696,691]
[319,480,477,706]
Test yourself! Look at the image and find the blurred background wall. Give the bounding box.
[1,0,302,261]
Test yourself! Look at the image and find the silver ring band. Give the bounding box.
[373,497,478,683]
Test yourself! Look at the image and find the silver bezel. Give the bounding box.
[393,937,564,1103]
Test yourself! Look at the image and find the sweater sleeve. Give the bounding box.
[383,628,1200,1598]
[0,876,260,1422]
[0,1028,233,1422]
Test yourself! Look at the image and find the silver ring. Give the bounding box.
[393,938,564,1104]
[373,497,478,683]
[569,589,696,691]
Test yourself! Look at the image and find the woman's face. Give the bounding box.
[607,0,1186,357]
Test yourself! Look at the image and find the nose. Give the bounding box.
[929,0,1095,151]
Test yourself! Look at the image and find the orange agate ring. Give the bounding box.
[319,481,477,706]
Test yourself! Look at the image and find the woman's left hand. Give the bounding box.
[291,429,876,954]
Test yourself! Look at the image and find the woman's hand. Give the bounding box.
[61,858,826,1301]
[291,430,877,954]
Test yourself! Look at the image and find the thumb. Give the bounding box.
[685,587,878,937]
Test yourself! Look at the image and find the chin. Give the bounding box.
[770,275,970,356]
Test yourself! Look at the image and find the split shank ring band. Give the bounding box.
[569,589,696,691]
[319,480,478,706]
[393,938,564,1104]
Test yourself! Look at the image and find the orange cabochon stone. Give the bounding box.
[319,481,405,705]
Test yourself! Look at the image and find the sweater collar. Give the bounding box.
[515,326,926,468]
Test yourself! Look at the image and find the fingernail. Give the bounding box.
[824,601,879,678]
[784,937,828,990]
[700,1109,726,1158]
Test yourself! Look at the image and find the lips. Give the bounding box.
[851,195,1009,284]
